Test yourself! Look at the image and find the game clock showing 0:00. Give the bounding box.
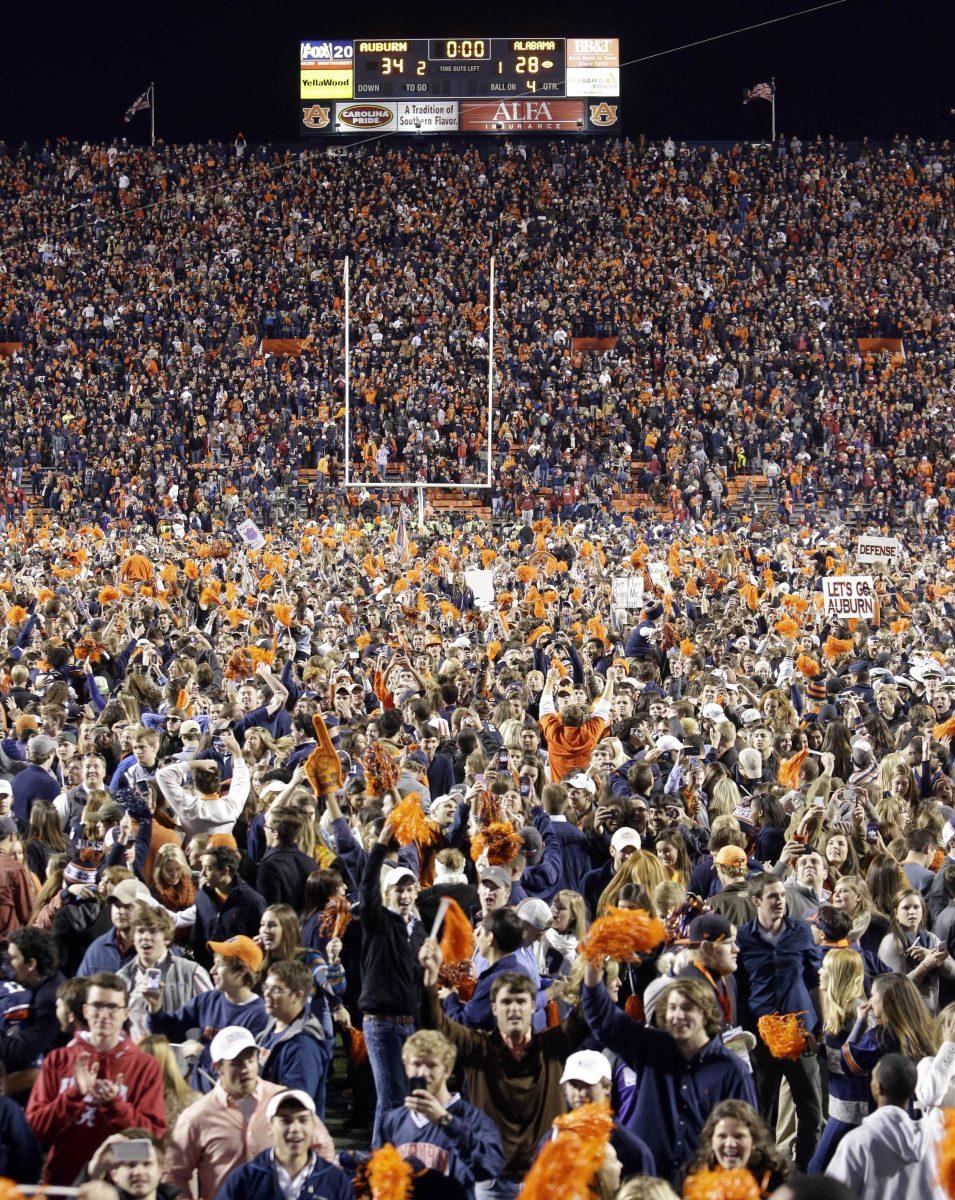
[352,39,564,97]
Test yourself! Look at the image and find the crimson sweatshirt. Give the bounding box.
[26,1032,166,1184]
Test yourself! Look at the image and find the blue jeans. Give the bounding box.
[363,1015,415,1142]
[475,1180,520,1200]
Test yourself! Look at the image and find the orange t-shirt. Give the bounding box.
[539,712,607,782]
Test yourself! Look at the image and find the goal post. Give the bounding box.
[341,255,495,519]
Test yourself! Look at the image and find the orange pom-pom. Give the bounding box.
[823,636,854,662]
[97,586,120,605]
[356,633,371,651]
[74,635,107,664]
[363,743,400,799]
[933,716,955,741]
[515,564,537,585]
[199,584,221,608]
[438,961,477,1001]
[318,896,353,939]
[890,617,910,635]
[517,1101,613,1200]
[579,907,666,965]
[438,898,474,965]
[274,602,294,627]
[758,1012,810,1059]
[680,638,695,657]
[471,821,523,866]
[4,606,28,626]
[390,794,438,848]
[348,1027,368,1064]
[935,1106,955,1199]
[224,647,253,681]
[225,608,249,628]
[740,582,759,612]
[683,1167,762,1200]
[368,1144,413,1200]
[774,617,800,639]
[796,654,820,678]
[777,749,808,790]
[246,645,274,668]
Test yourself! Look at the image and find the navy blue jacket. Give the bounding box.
[256,844,319,910]
[149,988,268,1092]
[377,1097,505,1200]
[216,1148,352,1200]
[0,971,65,1073]
[256,1014,328,1107]
[518,807,563,903]
[582,982,756,1181]
[12,762,59,824]
[0,1092,42,1182]
[736,915,821,1031]
[547,819,596,894]
[192,878,266,968]
[426,753,456,800]
[442,953,535,1030]
[581,862,613,918]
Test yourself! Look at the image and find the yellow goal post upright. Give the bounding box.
[341,254,495,531]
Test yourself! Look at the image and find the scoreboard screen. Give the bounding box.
[299,37,620,136]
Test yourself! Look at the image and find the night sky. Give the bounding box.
[2,0,951,145]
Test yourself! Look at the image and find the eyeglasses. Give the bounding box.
[262,985,291,997]
[87,1002,126,1013]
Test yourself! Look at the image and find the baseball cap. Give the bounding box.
[209,1025,258,1064]
[610,828,642,853]
[265,1089,317,1121]
[701,703,725,723]
[687,912,734,945]
[479,865,511,890]
[655,735,687,753]
[207,935,264,973]
[740,708,762,726]
[565,773,597,795]
[0,816,18,838]
[27,733,56,759]
[713,845,748,870]
[93,802,125,825]
[180,720,201,737]
[383,865,417,890]
[0,780,11,798]
[208,833,239,851]
[109,878,155,907]
[560,1050,613,1086]
[737,748,763,780]
[517,898,553,932]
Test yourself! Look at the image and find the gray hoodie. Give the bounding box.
[827,1105,945,1200]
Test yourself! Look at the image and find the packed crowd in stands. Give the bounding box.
[0,131,950,1200]
[0,134,952,530]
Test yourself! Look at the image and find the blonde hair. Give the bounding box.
[550,955,619,1008]
[153,842,191,887]
[614,1181,679,1200]
[821,948,865,1036]
[597,850,668,917]
[401,1029,456,1073]
[710,777,742,817]
[653,880,687,919]
[138,1034,195,1105]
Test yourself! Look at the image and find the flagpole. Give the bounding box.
[150,82,156,147]
[770,77,776,144]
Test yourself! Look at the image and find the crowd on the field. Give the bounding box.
[0,502,948,1200]
[0,134,952,532]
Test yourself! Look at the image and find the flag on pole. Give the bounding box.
[124,87,152,122]
[743,81,775,104]
[395,509,409,563]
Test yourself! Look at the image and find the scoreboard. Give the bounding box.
[299,37,621,136]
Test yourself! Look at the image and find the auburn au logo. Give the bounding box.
[302,104,331,129]
[589,103,618,127]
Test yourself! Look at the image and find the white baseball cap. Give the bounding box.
[740,708,762,726]
[565,773,597,794]
[701,703,725,722]
[265,1089,317,1120]
[383,865,417,891]
[517,898,553,932]
[610,828,642,853]
[560,1050,612,1086]
[209,1025,258,1064]
[655,735,686,753]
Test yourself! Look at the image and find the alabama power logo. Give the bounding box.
[589,103,618,127]
[302,105,331,129]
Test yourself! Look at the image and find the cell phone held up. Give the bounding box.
[407,1075,428,1095]
[111,1140,153,1163]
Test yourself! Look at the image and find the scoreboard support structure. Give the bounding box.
[342,255,495,530]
